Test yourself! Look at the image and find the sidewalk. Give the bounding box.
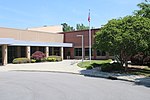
[0,60,149,86]
[0,60,84,74]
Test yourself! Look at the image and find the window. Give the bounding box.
[85,48,93,56]
[102,51,106,56]
[49,47,60,56]
[49,47,52,56]
[85,48,89,56]
[39,47,45,53]
[75,48,82,56]
[97,50,106,56]
[21,46,26,57]
[31,47,37,55]
[96,50,101,56]
[54,47,60,56]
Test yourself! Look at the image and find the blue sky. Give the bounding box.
[0,0,144,29]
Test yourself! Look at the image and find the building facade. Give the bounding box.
[0,27,72,65]
[60,29,113,60]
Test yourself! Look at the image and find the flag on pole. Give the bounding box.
[88,9,90,22]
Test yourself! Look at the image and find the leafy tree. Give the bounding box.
[134,0,150,18]
[76,23,89,30]
[94,16,150,71]
[61,23,75,32]
[61,23,92,32]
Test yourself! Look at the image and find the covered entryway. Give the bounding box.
[8,46,26,63]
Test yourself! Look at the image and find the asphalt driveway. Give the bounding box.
[0,72,150,100]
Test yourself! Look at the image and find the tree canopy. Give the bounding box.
[61,23,90,32]
[134,0,150,18]
[94,16,150,69]
[61,23,75,32]
[76,24,89,30]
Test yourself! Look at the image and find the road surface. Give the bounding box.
[0,72,150,100]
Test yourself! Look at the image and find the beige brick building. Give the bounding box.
[0,26,72,65]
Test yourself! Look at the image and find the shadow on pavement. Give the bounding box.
[135,77,150,88]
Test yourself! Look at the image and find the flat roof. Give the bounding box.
[0,38,72,47]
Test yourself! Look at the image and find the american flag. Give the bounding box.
[88,9,90,22]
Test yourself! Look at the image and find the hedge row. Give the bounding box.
[12,56,62,64]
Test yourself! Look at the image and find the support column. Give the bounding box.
[52,47,54,55]
[26,46,30,60]
[61,47,64,60]
[17,46,21,57]
[2,45,7,65]
[45,47,49,58]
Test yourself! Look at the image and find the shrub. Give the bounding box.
[47,57,56,62]
[13,58,30,64]
[47,56,62,61]
[86,65,93,70]
[31,51,46,62]
[131,53,150,66]
[101,62,123,72]
[31,59,36,63]
[143,56,150,67]
[91,63,102,68]
[131,53,145,65]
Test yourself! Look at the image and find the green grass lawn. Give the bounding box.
[77,59,150,76]
[77,59,112,68]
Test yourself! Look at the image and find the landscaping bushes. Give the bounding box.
[13,58,30,64]
[31,51,46,62]
[47,56,62,61]
[31,59,36,63]
[47,57,56,62]
[12,51,62,64]
[101,62,124,72]
[131,53,145,65]
[131,53,150,66]
[143,56,150,67]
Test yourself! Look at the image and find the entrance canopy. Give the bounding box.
[0,38,72,47]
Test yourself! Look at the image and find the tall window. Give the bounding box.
[31,47,37,55]
[85,48,93,56]
[96,50,106,56]
[75,48,82,56]
[49,47,52,55]
[8,46,17,63]
[21,46,26,57]
[102,51,106,56]
[54,47,60,56]
[96,50,101,56]
[85,48,89,56]
[39,47,45,53]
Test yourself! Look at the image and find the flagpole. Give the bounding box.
[88,9,91,63]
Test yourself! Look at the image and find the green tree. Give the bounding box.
[134,0,150,18]
[76,23,89,30]
[61,23,75,32]
[94,16,150,71]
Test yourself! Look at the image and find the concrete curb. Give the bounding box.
[11,70,137,83]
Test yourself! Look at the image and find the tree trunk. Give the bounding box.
[124,60,128,72]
